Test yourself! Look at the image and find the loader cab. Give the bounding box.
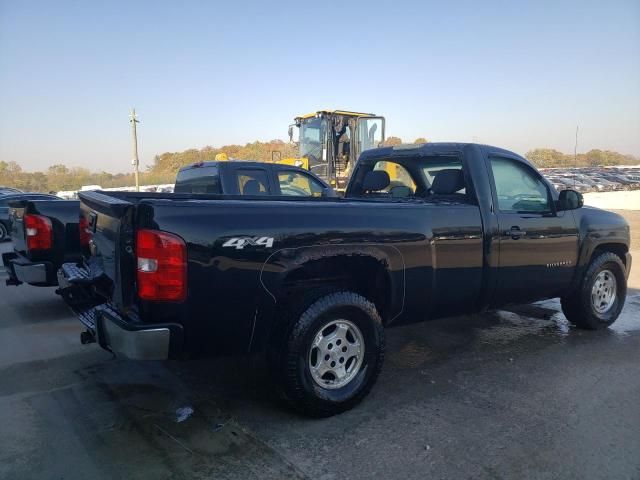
[285,110,385,190]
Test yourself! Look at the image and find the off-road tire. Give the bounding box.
[561,252,627,330]
[269,290,385,417]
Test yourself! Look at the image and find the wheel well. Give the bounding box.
[278,255,392,321]
[593,243,628,266]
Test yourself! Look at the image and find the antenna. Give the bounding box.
[573,124,579,188]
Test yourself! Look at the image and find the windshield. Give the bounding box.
[299,117,326,175]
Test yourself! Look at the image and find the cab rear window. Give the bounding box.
[174,166,222,194]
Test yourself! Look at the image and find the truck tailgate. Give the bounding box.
[8,199,81,262]
[78,191,137,309]
[7,200,29,253]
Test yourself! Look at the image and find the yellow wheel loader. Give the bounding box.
[279,110,385,190]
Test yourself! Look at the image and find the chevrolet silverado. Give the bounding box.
[58,143,631,416]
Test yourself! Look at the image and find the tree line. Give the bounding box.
[524,148,638,168]
[1,139,638,193]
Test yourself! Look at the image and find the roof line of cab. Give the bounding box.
[358,142,532,166]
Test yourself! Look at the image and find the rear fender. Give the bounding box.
[249,244,405,353]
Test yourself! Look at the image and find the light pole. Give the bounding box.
[130,108,140,192]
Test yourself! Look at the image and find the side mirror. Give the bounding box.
[288,125,294,143]
[557,189,584,211]
[321,187,337,198]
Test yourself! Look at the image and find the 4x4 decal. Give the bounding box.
[222,236,274,250]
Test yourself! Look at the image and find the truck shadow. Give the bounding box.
[160,294,640,420]
[0,289,74,329]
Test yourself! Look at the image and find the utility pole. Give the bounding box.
[573,124,579,188]
[130,108,140,192]
[574,125,579,164]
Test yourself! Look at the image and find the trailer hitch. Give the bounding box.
[80,330,96,345]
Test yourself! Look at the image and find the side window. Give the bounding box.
[278,171,325,196]
[490,157,550,213]
[357,117,384,152]
[236,169,270,195]
[372,161,416,194]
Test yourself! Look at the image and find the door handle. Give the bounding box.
[504,226,526,238]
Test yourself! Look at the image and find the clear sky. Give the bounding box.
[1,0,639,173]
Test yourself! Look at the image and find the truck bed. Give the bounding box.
[73,188,483,357]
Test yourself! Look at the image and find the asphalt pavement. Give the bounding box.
[1,240,639,480]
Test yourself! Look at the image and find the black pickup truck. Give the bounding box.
[0,192,60,242]
[3,161,333,287]
[2,198,82,286]
[58,143,631,416]
[174,160,334,196]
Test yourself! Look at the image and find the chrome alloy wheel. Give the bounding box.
[591,270,617,314]
[308,319,365,389]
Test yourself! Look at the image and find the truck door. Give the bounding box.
[488,155,579,306]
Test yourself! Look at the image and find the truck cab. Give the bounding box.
[174,160,334,197]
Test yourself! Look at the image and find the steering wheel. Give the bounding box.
[281,185,309,196]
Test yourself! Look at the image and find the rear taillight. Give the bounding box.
[25,214,52,251]
[79,215,91,247]
[136,229,187,301]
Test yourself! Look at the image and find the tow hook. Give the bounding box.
[80,330,96,345]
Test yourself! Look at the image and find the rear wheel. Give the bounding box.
[270,291,385,417]
[561,252,627,329]
[0,223,8,242]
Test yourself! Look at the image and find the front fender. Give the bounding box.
[570,207,630,290]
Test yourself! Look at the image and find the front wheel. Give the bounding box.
[0,223,8,242]
[271,291,385,417]
[561,252,627,329]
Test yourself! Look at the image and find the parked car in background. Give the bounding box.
[0,193,61,242]
[574,177,604,191]
[547,176,591,193]
[540,167,640,193]
[0,187,23,196]
[80,185,102,192]
[586,177,617,191]
[56,190,79,200]
[2,161,335,288]
[174,161,335,196]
